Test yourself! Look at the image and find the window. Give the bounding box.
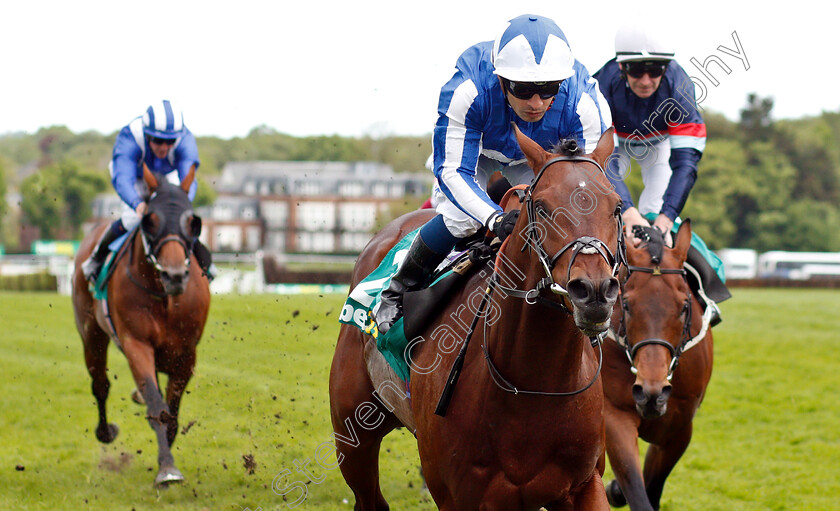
[261,201,289,228]
[297,202,335,230]
[216,226,243,252]
[338,181,364,197]
[296,231,335,252]
[338,203,376,231]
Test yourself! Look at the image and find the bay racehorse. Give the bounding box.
[72,165,210,486]
[602,221,714,510]
[330,126,622,510]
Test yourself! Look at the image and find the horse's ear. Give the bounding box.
[143,163,158,191]
[673,218,692,262]
[181,164,196,193]
[587,127,615,168]
[512,122,550,175]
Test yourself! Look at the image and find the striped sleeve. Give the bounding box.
[433,77,500,225]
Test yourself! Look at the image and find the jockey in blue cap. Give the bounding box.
[593,22,730,324]
[374,14,613,334]
[81,100,217,283]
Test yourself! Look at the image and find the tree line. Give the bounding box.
[0,94,838,252]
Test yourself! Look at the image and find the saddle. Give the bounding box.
[91,229,134,300]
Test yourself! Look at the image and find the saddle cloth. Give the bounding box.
[338,228,480,381]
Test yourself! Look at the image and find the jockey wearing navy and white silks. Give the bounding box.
[594,60,705,222]
[593,23,729,325]
[593,23,706,237]
[432,24,611,238]
[374,14,612,334]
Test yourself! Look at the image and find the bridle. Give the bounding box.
[493,155,625,314]
[619,261,693,381]
[483,154,625,396]
[126,207,193,298]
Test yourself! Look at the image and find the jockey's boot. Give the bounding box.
[685,246,730,328]
[192,240,217,282]
[81,224,123,283]
[375,233,447,335]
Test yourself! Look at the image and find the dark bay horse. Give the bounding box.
[602,221,713,510]
[72,166,210,486]
[330,126,622,510]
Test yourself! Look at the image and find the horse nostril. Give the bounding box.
[567,279,594,302]
[600,277,620,302]
[659,385,672,405]
[632,384,646,404]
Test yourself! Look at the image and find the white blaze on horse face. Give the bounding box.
[579,181,586,188]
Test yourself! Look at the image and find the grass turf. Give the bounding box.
[0,288,838,510]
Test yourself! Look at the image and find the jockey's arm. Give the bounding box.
[432,116,501,230]
[111,130,145,209]
[660,147,701,221]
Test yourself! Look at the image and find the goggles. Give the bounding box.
[624,61,669,79]
[503,78,563,100]
[149,137,177,146]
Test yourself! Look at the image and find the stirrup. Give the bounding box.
[709,301,722,327]
[202,263,218,283]
[81,257,102,283]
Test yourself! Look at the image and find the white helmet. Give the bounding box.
[614,23,675,63]
[492,14,575,82]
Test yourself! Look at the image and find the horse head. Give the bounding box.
[511,126,623,337]
[139,165,202,296]
[620,220,693,418]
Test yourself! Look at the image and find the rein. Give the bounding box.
[482,272,605,397]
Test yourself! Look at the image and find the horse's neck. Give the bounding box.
[485,252,588,387]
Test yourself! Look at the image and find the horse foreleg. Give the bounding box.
[163,358,195,446]
[605,412,651,510]
[642,424,693,510]
[82,330,119,443]
[123,338,183,486]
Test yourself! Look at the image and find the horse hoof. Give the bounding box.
[606,479,627,508]
[96,423,119,444]
[154,466,185,487]
[131,389,145,405]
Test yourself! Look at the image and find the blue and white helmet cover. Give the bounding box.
[142,100,185,139]
[492,14,575,82]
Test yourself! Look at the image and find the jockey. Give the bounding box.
[593,22,729,323]
[81,100,217,283]
[374,14,612,334]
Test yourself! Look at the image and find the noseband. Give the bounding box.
[141,231,191,273]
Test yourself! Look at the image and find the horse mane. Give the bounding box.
[552,138,584,157]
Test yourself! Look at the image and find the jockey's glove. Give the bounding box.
[489,210,520,242]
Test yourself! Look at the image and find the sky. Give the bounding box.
[1,1,833,140]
